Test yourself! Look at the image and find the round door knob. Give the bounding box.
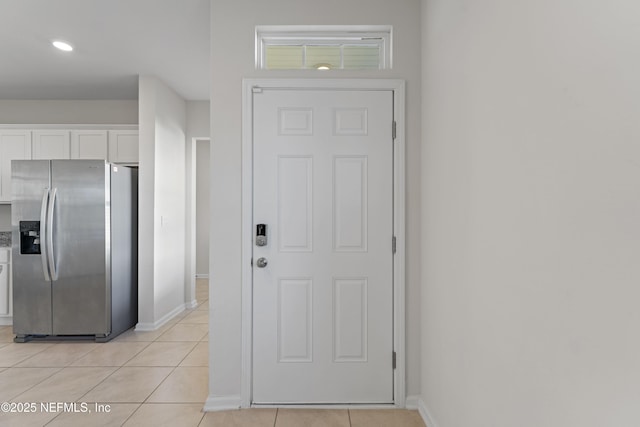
[256,257,268,268]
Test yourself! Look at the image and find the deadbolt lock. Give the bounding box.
[256,224,267,246]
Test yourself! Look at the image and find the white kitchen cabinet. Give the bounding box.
[71,130,108,160]
[32,130,71,160]
[108,130,139,164]
[0,248,11,324]
[0,130,32,202]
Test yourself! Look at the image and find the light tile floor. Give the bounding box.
[0,279,425,426]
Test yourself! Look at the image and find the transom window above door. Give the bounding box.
[255,25,392,70]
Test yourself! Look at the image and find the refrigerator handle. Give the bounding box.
[40,188,51,281]
[47,187,59,281]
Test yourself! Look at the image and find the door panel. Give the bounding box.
[253,89,394,403]
[333,277,368,362]
[333,156,368,252]
[11,160,53,335]
[277,156,313,252]
[50,160,109,335]
[278,278,313,362]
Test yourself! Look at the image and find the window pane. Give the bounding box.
[306,46,341,69]
[343,45,380,69]
[265,46,304,69]
[257,26,391,70]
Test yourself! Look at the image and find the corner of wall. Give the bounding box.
[147,75,188,322]
[137,75,157,326]
[407,395,439,427]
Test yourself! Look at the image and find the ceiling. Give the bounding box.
[0,0,210,101]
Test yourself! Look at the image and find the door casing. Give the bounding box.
[241,78,406,408]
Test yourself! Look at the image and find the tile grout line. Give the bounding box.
[73,338,170,405]
[122,334,205,426]
[138,324,201,405]
[15,342,102,369]
[0,293,210,425]
[120,403,143,426]
[139,361,179,405]
[119,305,204,405]
[42,408,61,426]
[2,341,56,368]
[72,340,152,367]
[4,366,64,402]
[75,364,122,402]
[8,364,117,425]
[196,404,207,427]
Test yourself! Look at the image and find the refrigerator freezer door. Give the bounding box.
[12,160,53,335]
[50,160,110,336]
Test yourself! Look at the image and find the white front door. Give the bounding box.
[252,88,394,404]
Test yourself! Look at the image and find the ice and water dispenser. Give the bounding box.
[19,221,41,255]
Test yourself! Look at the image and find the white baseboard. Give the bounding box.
[135,304,186,331]
[187,299,198,309]
[253,404,397,409]
[0,317,12,326]
[195,274,209,279]
[203,395,242,412]
[405,395,420,410]
[406,395,438,427]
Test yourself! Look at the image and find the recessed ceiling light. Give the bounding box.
[52,40,73,52]
[315,63,332,70]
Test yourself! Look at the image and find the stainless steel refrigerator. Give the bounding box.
[11,160,138,342]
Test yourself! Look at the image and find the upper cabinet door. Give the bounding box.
[108,130,139,164]
[0,130,32,202]
[32,130,71,160]
[71,130,108,160]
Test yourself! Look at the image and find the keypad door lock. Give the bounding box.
[256,224,267,246]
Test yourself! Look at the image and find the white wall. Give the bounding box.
[0,100,138,124]
[209,0,422,405]
[138,78,156,326]
[187,101,209,138]
[138,75,188,328]
[420,1,640,426]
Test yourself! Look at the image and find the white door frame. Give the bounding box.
[241,78,406,408]
[186,136,210,309]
